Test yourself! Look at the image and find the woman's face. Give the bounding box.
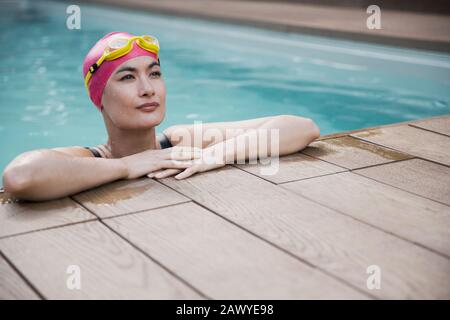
[101,56,166,129]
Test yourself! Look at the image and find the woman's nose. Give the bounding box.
[138,75,155,97]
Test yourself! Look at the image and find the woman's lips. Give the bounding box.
[136,102,159,112]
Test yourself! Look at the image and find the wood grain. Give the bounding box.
[160,166,450,299]
[282,171,450,257]
[354,158,450,206]
[302,135,412,169]
[409,115,450,136]
[351,125,450,166]
[105,202,367,299]
[0,254,39,299]
[0,221,202,299]
[72,177,190,218]
[236,152,347,184]
[0,193,96,238]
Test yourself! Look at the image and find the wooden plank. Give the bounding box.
[354,158,450,206]
[0,221,202,299]
[409,115,450,136]
[282,171,450,257]
[0,192,96,238]
[104,202,366,299]
[0,254,39,299]
[351,125,450,166]
[236,153,347,184]
[72,177,190,219]
[159,166,450,299]
[302,136,412,169]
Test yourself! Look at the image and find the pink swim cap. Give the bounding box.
[82,32,159,112]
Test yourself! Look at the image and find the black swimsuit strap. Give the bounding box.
[158,132,173,149]
[84,146,102,158]
[84,133,172,158]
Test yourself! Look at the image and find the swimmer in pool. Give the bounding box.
[2,32,320,201]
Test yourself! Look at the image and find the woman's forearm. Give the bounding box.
[2,150,128,201]
[205,115,320,164]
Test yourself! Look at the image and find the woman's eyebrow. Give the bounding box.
[115,66,136,74]
[115,62,160,75]
[147,61,160,69]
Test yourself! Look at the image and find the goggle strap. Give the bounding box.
[89,63,99,74]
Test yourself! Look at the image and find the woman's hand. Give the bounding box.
[120,146,202,180]
[174,158,226,180]
[148,147,226,180]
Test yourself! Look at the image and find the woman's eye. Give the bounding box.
[150,71,162,78]
[120,74,134,81]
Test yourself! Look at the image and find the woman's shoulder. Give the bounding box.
[51,146,101,158]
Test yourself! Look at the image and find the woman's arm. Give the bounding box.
[212,114,320,161]
[152,115,320,179]
[163,115,320,151]
[2,149,128,201]
[2,146,199,202]
[163,115,280,149]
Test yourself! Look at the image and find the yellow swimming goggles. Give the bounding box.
[84,35,160,88]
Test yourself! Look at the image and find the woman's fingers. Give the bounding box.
[165,146,202,160]
[147,169,164,178]
[160,159,195,169]
[175,167,197,180]
[153,169,182,179]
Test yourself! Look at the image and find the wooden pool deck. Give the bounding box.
[1,114,449,299]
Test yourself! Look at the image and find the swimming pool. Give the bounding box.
[1,0,450,178]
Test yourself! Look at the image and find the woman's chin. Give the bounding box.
[136,114,164,127]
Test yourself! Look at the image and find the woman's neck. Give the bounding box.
[105,127,159,158]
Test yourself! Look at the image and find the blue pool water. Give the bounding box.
[1,0,450,179]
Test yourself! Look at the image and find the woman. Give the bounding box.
[2,32,320,201]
